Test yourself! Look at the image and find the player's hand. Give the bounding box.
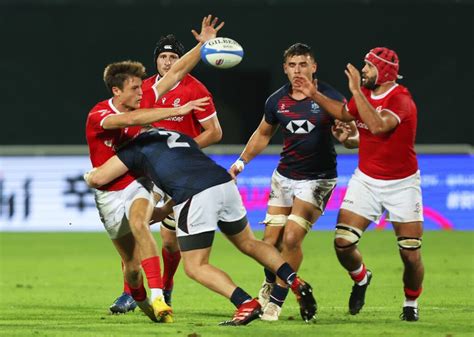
[293,76,318,98]
[228,160,245,180]
[149,206,170,225]
[192,15,225,43]
[331,119,352,143]
[345,63,362,94]
[177,96,210,115]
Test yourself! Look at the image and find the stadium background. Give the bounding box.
[0,0,472,232]
[0,1,473,336]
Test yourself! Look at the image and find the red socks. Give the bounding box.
[141,256,163,289]
[162,248,181,290]
[349,264,367,283]
[130,281,147,301]
[404,287,422,300]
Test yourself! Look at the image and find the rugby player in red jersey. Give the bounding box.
[110,34,224,311]
[294,47,424,321]
[144,34,222,307]
[86,15,224,322]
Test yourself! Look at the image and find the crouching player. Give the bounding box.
[84,128,317,325]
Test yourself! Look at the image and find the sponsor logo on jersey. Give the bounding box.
[356,119,369,130]
[173,98,181,107]
[164,116,184,122]
[376,105,383,112]
[162,97,167,104]
[285,120,316,134]
[342,198,354,204]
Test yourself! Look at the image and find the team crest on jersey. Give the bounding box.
[277,103,289,114]
[104,140,113,148]
[173,98,181,107]
[310,102,320,113]
[162,97,167,104]
[286,120,315,134]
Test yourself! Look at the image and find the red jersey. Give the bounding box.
[140,74,216,138]
[347,84,418,180]
[85,98,142,191]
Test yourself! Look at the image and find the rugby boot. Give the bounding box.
[349,270,372,315]
[257,280,274,307]
[400,306,419,321]
[152,296,174,323]
[290,277,317,322]
[109,292,137,314]
[136,298,158,322]
[219,299,262,326]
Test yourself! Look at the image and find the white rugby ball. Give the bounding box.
[200,37,244,69]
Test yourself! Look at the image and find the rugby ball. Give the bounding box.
[200,37,244,69]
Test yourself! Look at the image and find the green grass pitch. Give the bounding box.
[1,230,473,336]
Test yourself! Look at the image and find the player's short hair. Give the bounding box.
[283,43,315,63]
[154,34,185,63]
[103,60,147,93]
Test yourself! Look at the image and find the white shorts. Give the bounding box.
[341,168,424,223]
[173,181,247,239]
[268,170,336,212]
[94,178,153,239]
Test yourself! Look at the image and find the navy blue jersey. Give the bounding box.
[117,129,232,204]
[264,80,346,180]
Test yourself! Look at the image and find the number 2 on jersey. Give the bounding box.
[158,130,190,148]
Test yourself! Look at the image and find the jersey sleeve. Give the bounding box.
[384,93,413,122]
[345,97,358,117]
[191,79,217,122]
[263,95,278,125]
[140,88,157,109]
[88,110,115,131]
[117,144,138,171]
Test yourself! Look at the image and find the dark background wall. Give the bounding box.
[1,0,472,145]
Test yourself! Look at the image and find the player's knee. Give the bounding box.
[287,214,313,232]
[282,230,302,251]
[183,263,199,281]
[334,224,363,251]
[398,237,422,264]
[398,237,422,251]
[262,213,288,227]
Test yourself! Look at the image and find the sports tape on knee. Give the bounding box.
[288,214,313,232]
[161,214,176,230]
[335,224,363,248]
[260,214,288,227]
[397,237,422,250]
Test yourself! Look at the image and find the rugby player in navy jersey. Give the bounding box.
[84,128,318,325]
[229,43,358,321]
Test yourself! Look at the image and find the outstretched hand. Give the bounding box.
[344,63,362,94]
[192,15,225,43]
[293,76,318,98]
[331,119,352,143]
[177,96,210,115]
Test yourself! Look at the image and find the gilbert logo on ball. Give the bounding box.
[200,37,244,69]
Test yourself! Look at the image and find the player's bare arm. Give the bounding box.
[84,156,128,188]
[194,116,223,149]
[154,15,224,98]
[229,118,278,178]
[293,75,353,122]
[345,63,398,135]
[102,97,210,130]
